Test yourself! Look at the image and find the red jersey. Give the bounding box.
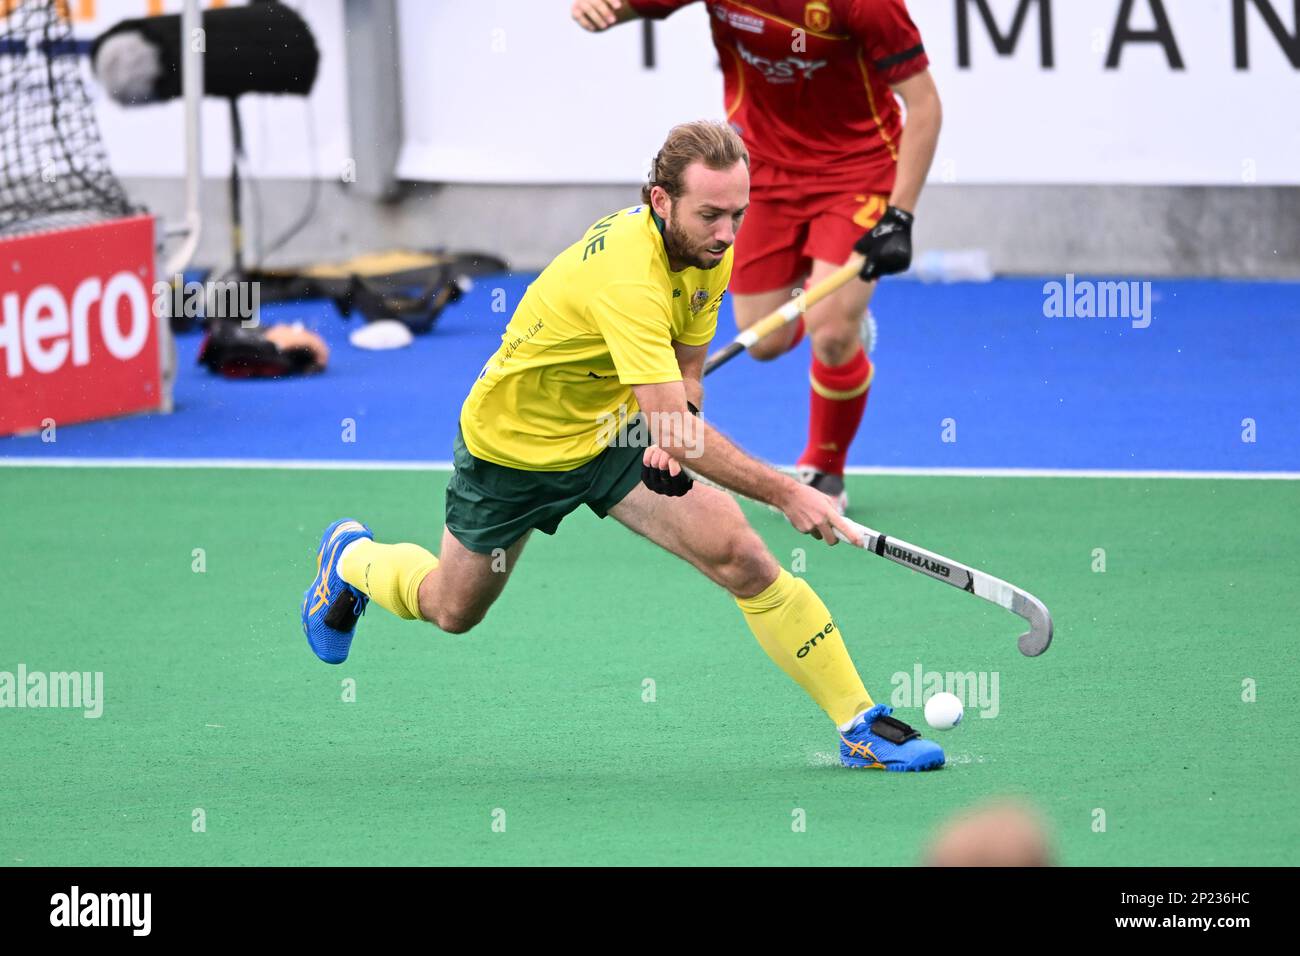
[630,0,928,187]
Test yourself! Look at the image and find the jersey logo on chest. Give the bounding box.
[736,38,828,83]
[804,1,832,32]
[712,3,765,34]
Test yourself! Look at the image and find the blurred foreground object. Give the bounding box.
[924,799,1055,867]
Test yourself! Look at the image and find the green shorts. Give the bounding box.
[445,427,646,554]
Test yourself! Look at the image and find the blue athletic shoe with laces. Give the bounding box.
[301,518,372,664]
[839,703,945,771]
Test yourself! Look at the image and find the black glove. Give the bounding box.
[854,205,914,281]
[641,401,700,497]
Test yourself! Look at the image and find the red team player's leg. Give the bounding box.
[731,182,886,512]
[728,169,810,362]
[795,259,875,508]
[791,193,891,510]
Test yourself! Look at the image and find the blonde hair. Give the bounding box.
[642,120,749,205]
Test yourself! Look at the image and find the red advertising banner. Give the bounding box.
[0,215,160,437]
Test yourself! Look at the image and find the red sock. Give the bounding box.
[798,346,873,475]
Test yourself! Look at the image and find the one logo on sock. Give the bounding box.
[796,621,836,658]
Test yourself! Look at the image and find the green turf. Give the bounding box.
[1,466,1296,866]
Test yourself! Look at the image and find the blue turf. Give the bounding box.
[3,275,1297,471]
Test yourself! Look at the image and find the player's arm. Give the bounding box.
[632,380,860,547]
[571,0,639,32]
[855,69,941,279]
[849,0,940,280]
[887,68,942,215]
[573,0,700,31]
[587,282,855,542]
[672,340,705,413]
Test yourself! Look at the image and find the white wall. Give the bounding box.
[395,0,1300,185]
[395,0,721,184]
[74,0,1300,185]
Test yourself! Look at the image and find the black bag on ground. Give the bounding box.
[247,249,508,335]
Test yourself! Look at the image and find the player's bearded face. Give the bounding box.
[658,160,749,270]
[663,201,730,270]
[664,198,748,270]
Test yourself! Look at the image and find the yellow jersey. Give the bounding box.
[459,205,730,471]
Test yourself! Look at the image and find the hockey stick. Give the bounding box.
[693,254,1052,655]
[830,514,1054,658]
[687,467,1054,657]
[702,255,865,377]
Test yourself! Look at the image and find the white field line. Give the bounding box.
[1,457,1297,480]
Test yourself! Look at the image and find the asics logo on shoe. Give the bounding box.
[840,737,881,765]
[330,521,365,542]
[796,620,836,658]
[309,522,365,615]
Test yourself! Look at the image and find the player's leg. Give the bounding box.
[732,287,802,361]
[302,516,458,662]
[792,193,889,509]
[803,257,877,368]
[607,482,942,770]
[301,431,556,661]
[793,257,876,507]
[414,527,530,634]
[587,441,870,721]
[339,424,553,635]
[332,525,530,634]
[610,481,777,595]
[608,481,871,723]
[729,170,810,362]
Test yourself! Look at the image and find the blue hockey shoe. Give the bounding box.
[301,518,372,664]
[839,704,945,771]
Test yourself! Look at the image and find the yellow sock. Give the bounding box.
[736,570,874,726]
[339,540,439,621]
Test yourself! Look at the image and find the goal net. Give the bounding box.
[0,0,135,237]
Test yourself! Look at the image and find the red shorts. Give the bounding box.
[732,159,891,295]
